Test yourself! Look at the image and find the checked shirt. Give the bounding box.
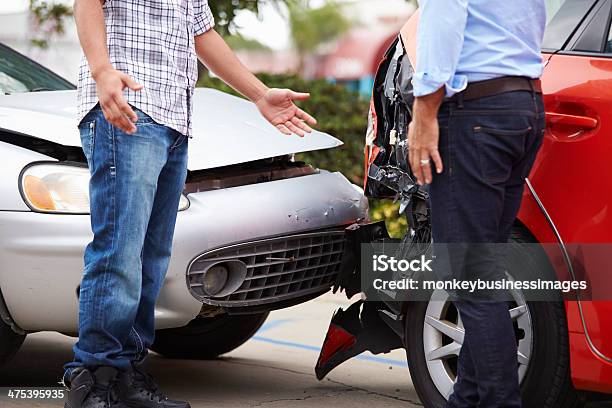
[77,0,215,137]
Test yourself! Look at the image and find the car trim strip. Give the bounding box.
[526,178,612,364]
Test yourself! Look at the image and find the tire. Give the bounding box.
[404,226,586,408]
[0,319,25,367]
[150,312,269,359]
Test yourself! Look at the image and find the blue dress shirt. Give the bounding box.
[413,0,546,97]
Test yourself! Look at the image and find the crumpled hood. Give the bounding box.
[0,89,342,170]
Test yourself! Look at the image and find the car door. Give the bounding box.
[529,0,612,359]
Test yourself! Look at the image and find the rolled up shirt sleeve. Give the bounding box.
[194,0,216,36]
[413,0,469,97]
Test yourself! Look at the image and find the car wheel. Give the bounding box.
[150,312,269,359]
[0,319,25,367]
[404,228,586,408]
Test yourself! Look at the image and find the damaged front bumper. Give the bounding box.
[0,171,368,334]
[315,221,410,380]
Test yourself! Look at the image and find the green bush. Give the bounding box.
[197,73,407,238]
[370,201,408,238]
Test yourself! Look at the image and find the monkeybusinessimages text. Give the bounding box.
[371,255,588,294]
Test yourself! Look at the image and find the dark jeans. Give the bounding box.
[64,107,188,379]
[430,90,545,408]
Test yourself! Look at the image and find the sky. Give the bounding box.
[1,0,30,14]
[233,3,292,50]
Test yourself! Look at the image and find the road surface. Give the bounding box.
[0,292,420,407]
[2,292,609,407]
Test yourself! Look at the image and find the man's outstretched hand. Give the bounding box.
[255,88,317,137]
[194,31,316,137]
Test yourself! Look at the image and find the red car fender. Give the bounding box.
[518,186,585,335]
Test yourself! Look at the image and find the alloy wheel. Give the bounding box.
[422,286,533,399]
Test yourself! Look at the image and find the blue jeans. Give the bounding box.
[64,107,188,378]
[430,90,545,408]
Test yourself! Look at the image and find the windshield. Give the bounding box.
[0,44,75,94]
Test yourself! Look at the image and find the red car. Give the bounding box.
[317,1,612,407]
[520,0,612,398]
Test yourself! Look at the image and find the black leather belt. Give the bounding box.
[449,76,542,102]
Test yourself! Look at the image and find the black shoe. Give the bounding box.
[117,364,190,408]
[65,366,126,408]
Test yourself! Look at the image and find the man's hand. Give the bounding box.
[255,89,317,137]
[195,31,317,137]
[408,117,443,185]
[95,67,143,134]
[408,88,445,185]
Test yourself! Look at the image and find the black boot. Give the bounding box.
[65,366,126,408]
[117,364,190,408]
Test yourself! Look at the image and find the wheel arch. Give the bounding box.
[517,179,612,392]
[0,286,24,335]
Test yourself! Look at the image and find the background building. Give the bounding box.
[320,0,414,96]
[235,0,415,96]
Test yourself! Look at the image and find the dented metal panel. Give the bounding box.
[0,88,343,171]
[0,171,368,332]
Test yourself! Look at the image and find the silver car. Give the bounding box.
[0,43,368,365]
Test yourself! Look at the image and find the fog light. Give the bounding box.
[202,265,229,296]
[189,259,248,299]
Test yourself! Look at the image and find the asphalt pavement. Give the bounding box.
[0,292,419,408]
[1,292,610,408]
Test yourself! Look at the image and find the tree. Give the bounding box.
[27,0,283,47]
[28,0,413,48]
[287,1,351,73]
[225,34,272,52]
[208,0,284,36]
[29,0,73,49]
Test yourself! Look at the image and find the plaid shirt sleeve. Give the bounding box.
[194,0,215,36]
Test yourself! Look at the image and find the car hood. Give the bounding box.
[0,89,342,170]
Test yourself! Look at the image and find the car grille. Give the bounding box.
[187,231,346,307]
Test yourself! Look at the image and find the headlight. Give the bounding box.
[178,193,190,211]
[20,163,190,214]
[20,164,90,213]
